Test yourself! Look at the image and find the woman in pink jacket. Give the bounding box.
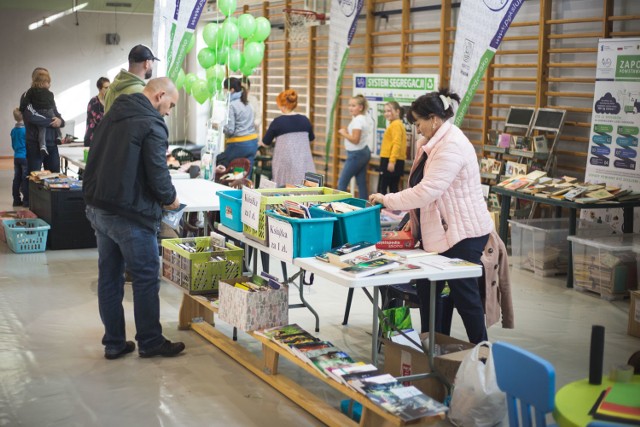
[369,89,494,344]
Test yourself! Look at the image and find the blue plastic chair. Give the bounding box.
[493,342,557,427]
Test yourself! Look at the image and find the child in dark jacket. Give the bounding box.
[19,69,62,157]
[11,108,27,207]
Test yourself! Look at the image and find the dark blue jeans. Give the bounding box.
[416,234,490,344]
[12,158,28,204]
[223,139,258,177]
[338,146,371,200]
[86,206,165,354]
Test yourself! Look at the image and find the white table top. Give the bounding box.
[58,146,87,170]
[217,224,482,287]
[172,178,229,213]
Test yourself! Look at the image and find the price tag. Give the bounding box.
[241,186,261,230]
[268,216,294,263]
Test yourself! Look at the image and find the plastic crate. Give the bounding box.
[568,234,640,300]
[265,210,337,258]
[217,189,243,232]
[242,187,351,245]
[161,238,243,294]
[309,198,382,247]
[3,218,50,253]
[508,218,612,276]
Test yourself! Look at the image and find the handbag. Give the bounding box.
[449,341,507,427]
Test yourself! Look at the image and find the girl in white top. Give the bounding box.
[337,95,372,199]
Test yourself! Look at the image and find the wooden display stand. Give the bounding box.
[175,288,444,427]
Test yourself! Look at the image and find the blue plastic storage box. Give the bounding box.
[309,198,382,246]
[217,189,243,232]
[3,218,50,253]
[265,210,336,258]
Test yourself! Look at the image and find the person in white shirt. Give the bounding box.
[337,94,372,199]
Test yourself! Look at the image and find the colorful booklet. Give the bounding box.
[326,241,377,267]
[340,258,400,278]
[592,383,640,424]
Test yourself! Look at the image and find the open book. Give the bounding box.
[162,203,187,229]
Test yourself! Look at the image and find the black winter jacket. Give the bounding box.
[83,93,177,230]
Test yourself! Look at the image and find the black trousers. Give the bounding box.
[416,234,490,344]
[378,158,405,194]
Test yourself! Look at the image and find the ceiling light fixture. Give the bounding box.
[28,2,88,30]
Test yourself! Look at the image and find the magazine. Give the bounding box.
[340,258,400,278]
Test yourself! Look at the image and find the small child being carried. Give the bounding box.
[20,69,62,156]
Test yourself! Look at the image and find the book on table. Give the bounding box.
[592,383,640,424]
[418,257,480,270]
[309,351,356,376]
[326,241,378,267]
[340,258,400,278]
[325,363,378,386]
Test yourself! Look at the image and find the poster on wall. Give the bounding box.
[583,38,640,232]
[352,73,439,158]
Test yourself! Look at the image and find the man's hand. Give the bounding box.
[163,197,180,210]
[51,117,62,128]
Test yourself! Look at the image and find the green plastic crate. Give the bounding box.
[241,187,351,245]
[161,238,243,295]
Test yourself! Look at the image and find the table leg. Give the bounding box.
[499,194,511,243]
[623,206,634,233]
[298,269,320,332]
[567,209,577,288]
[428,281,437,371]
[372,287,379,366]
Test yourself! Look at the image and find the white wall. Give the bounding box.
[0,9,154,157]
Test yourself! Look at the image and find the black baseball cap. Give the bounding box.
[128,44,160,62]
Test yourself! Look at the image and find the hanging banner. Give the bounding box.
[325,0,364,165]
[450,0,524,126]
[583,38,640,232]
[352,73,439,158]
[152,0,207,80]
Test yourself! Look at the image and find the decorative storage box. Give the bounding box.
[309,198,382,247]
[265,210,337,258]
[218,276,288,331]
[242,187,351,245]
[161,238,243,295]
[3,218,50,253]
[217,189,243,232]
[509,218,612,276]
[568,234,640,300]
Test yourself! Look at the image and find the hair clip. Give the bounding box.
[439,95,451,110]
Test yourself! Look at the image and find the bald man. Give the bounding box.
[83,77,185,360]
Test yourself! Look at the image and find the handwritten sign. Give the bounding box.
[268,216,294,263]
[241,186,261,230]
[258,178,278,189]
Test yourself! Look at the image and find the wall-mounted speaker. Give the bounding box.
[106,33,121,45]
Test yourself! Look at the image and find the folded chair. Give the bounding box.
[492,341,557,427]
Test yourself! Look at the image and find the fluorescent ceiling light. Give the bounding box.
[28,2,88,30]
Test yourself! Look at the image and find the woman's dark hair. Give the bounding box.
[407,88,460,124]
[96,77,109,90]
[385,101,405,120]
[223,77,248,105]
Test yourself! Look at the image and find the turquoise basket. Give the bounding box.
[3,218,50,253]
[217,190,243,232]
[265,210,337,258]
[309,198,382,247]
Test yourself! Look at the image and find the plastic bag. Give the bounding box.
[380,306,412,338]
[449,341,506,427]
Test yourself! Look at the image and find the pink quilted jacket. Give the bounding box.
[382,121,494,253]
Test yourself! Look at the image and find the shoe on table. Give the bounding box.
[104,341,136,360]
[139,340,185,358]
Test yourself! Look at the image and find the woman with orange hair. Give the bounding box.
[260,89,316,186]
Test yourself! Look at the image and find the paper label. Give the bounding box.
[268,217,294,263]
[241,187,261,230]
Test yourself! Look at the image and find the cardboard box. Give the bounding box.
[383,333,488,402]
[629,290,640,338]
[218,276,288,332]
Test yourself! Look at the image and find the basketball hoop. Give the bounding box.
[283,8,326,46]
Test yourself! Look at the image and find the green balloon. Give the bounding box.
[252,17,271,42]
[212,64,226,82]
[216,45,229,65]
[207,77,223,95]
[226,16,238,27]
[218,0,236,17]
[186,33,196,53]
[184,73,198,95]
[228,48,242,71]
[197,47,217,69]
[221,21,239,47]
[175,68,186,90]
[202,23,219,48]
[237,14,256,39]
[192,79,210,104]
[240,64,254,77]
[243,42,263,68]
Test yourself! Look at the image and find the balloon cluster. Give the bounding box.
[174,0,271,104]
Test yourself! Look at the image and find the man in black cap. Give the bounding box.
[104,44,160,113]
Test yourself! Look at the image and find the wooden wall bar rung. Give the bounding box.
[547,77,595,83]
[491,77,538,82]
[490,90,537,96]
[547,62,596,68]
[548,32,603,39]
[545,91,594,99]
[611,31,640,36]
[496,49,540,55]
[608,14,640,21]
[547,17,602,24]
[547,47,598,53]
[491,63,538,68]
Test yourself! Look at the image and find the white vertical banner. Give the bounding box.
[583,38,640,232]
[152,0,207,81]
[325,0,365,165]
[450,0,524,126]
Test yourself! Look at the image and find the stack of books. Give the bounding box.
[256,324,449,422]
[591,383,640,424]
